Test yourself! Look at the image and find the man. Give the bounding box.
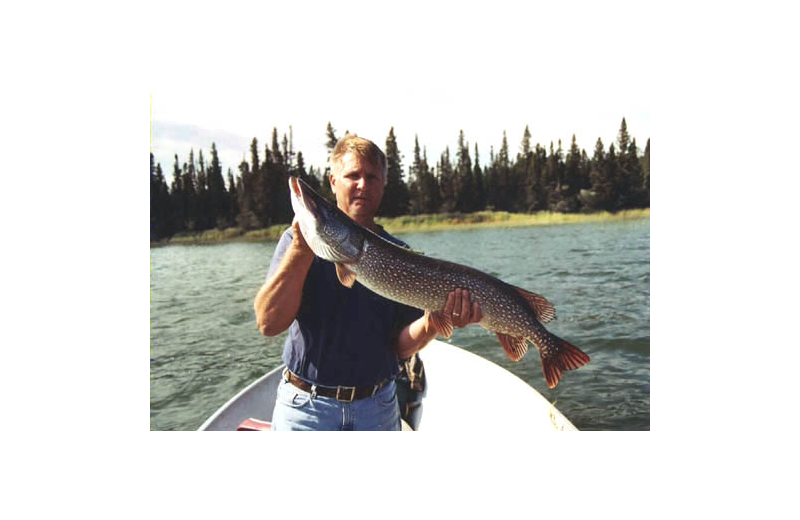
[254,134,481,430]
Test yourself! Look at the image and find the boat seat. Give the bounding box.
[237,418,414,431]
[237,418,272,431]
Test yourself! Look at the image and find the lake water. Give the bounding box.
[150,218,650,430]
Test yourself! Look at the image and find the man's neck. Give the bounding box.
[356,217,381,234]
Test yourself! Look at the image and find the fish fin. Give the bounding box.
[496,333,528,362]
[428,311,453,339]
[515,288,556,323]
[540,334,590,388]
[335,263,357,288]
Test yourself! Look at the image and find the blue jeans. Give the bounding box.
[271,371,401,431]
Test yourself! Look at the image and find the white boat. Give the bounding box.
[198,339,578,431]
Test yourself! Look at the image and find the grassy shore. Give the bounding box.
[154,224,288,246]
[378,208,649,234]
[152,208,649,246]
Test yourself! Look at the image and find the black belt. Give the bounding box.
[284,370,390,402]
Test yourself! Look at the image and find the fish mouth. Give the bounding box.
[290,176,318,215]
[288,176,366,262]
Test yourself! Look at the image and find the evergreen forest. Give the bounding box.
[150,118,649,242]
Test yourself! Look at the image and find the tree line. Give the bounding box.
[150,118,649,241]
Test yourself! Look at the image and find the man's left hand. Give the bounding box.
[443,288,482,328]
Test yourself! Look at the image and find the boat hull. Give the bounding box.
[198,340,578,431]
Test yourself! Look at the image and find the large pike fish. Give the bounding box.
[289,176,590,388]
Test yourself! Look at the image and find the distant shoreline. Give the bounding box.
[150,208,649,247]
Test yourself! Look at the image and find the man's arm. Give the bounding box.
[393,288,482,359]
[254,221,315,336]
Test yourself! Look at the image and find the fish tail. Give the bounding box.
[539,333,590,389]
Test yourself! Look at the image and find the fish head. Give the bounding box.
[289,176,365,263]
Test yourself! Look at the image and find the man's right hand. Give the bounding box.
[290,219,314,258]
[255,221,315,336]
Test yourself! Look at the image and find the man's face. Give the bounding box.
[330,151,385,222]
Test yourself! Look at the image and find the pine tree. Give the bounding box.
[408,135,425,215]
[249,138,260,173]
[455,130,475,212]
[515,126,534,212]
[560,134,582,212]
[488,131,512,211]
[582,138,605,211]
[182,150,198,230]
[616,118,631,158]
[642,138,650,207]
[303,162,322,193]
[197,150,207,190]
[438,147,456,212]
[484,145,497,211]
[270,128,283,166]
[207,143,229,229]
[247,137,270,227]
[311,123,336,203]
[282,133,290,169]
[325,121,337,174]
[626,137,644,208]
[236,157,259,229]
[227,168,239,225]
[150,153,158,240]
[541,142,556,209]
[196,149,212,230]
[285,126,295,169]
[380,127,410,217]
[580,150,591,190]
[422,147,440,213]
[520,125,532,156]
[525,144,547,212]
[605,143,619,210]
[409,140,440,215]
[170,154,186,233]
[150,153,173,240]
[544,140,569,212]
[565,135,581,191]
[614,118,639,209]
[295,151,308,181]
[473,143,486,211]
[267,128,291,224]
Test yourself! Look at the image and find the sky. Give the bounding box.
[150,89,650,184]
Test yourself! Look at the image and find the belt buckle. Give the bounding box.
[336,385,356,402]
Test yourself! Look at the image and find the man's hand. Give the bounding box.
[254,220,315,337]
[442,288,482,328]
[290,218,313,258]
[393,288,483,359]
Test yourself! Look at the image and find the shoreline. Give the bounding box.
[151,208,649,247]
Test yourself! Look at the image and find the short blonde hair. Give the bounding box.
[330,133,388,185]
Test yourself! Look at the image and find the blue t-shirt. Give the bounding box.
[266,226,424,387]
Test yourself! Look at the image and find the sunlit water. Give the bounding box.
[150,218,649,430]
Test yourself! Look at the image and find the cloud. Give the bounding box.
[151,121,253,182]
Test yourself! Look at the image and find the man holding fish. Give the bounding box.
[254,134,482,431]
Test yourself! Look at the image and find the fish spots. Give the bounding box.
[356,235,553,350]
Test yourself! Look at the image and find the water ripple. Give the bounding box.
[151,219,649,430]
